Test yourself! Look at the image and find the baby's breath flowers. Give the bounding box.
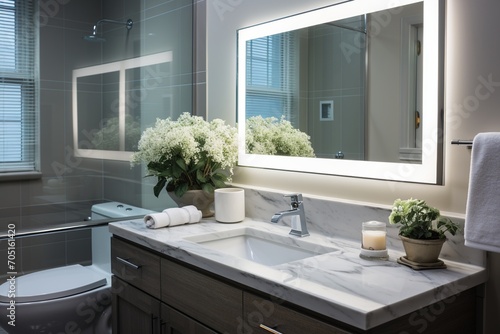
[245,116,315,157]
[131,113,238,198]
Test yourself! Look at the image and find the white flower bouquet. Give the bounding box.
[131,113,238,198]
[245,116,315,157]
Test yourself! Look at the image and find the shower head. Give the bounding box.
[83,18,133,42]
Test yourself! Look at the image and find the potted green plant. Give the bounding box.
[131,113,238,217]
[389,198,460,265]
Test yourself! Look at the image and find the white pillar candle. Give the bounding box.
[362,230,386,250]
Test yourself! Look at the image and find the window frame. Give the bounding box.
[0,0,40,178]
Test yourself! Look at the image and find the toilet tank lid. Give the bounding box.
[0,264,107,303]
[91,201,154,218]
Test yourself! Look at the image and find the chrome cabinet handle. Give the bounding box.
[259,324,282,334]
[116,256,141,269]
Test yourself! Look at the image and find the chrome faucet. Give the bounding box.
[271,194,309,237]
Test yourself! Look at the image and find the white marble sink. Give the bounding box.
[183,227,338,266]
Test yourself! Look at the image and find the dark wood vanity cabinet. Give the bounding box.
[111,236,480,334]
[243,292,351,334]
[161,258,242,332]
[111,237,229,334]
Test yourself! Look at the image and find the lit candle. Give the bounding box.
[361,221,387,250]
[362,230,386,250]
[360,221,388,260]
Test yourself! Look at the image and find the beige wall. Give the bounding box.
[207,0,500,331]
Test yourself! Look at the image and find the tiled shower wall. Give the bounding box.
[0,0,204,280]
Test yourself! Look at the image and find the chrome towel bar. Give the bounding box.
[451,139,473,147]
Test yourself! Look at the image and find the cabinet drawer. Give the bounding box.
[244,292,350,334]
[161,258,242,333]
[111,237,161,298]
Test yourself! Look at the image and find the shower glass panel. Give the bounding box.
[124,61,172,151]
[0,0,198,279]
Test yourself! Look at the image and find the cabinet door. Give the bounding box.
[161,258,243,333]
[244,292,351,334]
[161,303,217,334]
[112,276,161,334]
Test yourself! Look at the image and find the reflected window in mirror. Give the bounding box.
[246,32,298,125]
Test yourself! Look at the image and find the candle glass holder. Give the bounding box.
[360,221,388,260]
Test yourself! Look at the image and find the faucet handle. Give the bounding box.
[284,193,303,206]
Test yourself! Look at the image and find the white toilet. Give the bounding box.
[0,202,152,334]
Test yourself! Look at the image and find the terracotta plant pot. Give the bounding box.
[168,190,214,218]
[400,235,446,263]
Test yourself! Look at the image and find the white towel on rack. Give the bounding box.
[465,132,500,253]
[144,205,202,229]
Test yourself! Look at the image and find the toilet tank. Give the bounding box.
[91,201,154,220]
[90,202,154,273]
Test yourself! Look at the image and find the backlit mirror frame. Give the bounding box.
[237,0,444,184]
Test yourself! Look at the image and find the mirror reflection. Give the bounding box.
[243,2,423,163]
[238,0,443,184]
[72,52,172,161]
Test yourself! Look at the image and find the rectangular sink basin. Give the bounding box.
[184,227,337,266]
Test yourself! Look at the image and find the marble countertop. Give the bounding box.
[109,218,487,330]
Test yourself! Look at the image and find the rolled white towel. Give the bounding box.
[182,205,202,224]
[163,207,190,227]
[144,212,171,229]
[144,206,203,229]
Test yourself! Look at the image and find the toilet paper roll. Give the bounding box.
[214,188,245,223]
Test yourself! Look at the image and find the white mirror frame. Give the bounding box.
[237,0,443,184]
[72,51,173,161]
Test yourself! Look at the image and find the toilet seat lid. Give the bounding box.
[0,264,107,303]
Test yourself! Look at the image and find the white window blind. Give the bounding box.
[0,0,38,173]
[245,32,298,126]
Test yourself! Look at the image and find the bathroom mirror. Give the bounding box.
[72,51,173,161]
[237,0,444,184]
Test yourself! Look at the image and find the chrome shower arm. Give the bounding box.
[92,18,133,36]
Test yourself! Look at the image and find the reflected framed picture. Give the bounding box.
[319,100,334,121]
